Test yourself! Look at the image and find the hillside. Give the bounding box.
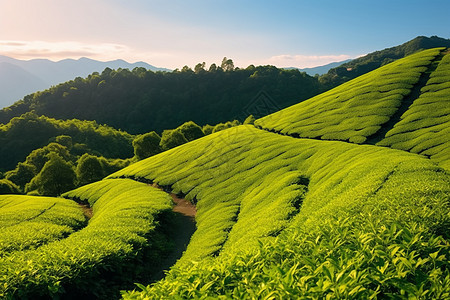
[0,55,168,108]
[256,47,450,169]
[320,35,450,87]
[0,47,448,299]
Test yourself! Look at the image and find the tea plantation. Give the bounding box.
[0,180,173,298]
[0,48,449,299]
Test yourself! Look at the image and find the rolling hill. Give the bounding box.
[320,35,450,87]
[0,48,449,299]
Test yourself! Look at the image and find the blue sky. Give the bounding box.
[0,0,449,69]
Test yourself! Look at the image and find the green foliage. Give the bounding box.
[160,129,188,151]
[212,120,240,133]
[26,153,76,196]
[177,121,205,142]
[5,162,36,189]
[0,179,20,194]
[126,218,449,299]
[0,195,86,255]
[0,112,134,171]
[255,48,443,143]
[243,114,255,125]
[378,52,450,169]
[1,46,450,299]
[132,131,162,160]
[25,142,73,172]
[0,180,172,299]
[0,64,321,135]
[107,125,449,299]
[76,153,105,186]
[53,135,73,150]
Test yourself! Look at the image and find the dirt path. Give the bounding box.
[150,182,197,217]
[147,183,197,281]
[79,204,93,219]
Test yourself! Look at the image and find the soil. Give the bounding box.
[146,183,197,281]
[79,204,93,219]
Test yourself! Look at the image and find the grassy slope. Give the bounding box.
[378,51,450,169]
[0,180,172,299]
[107,125,449,298]
[255,48,449,169]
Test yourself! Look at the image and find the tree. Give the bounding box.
[0,179,21,194]
[221,57,235,72]
[243,115,255,125]
[178,121,205,142]
[25,143,72,172]
[194,62,206,74]
[202,124,215,135]
[160,129,188,151]
[132,131,162,160]
[5,162,36,189]
[76,154,105,186]
[181,65,193,73]
[26,153,76,196]
[54,135,73,150]
[208,63,217,72]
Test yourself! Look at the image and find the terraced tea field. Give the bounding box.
[0,48,449,299]
[0,180,173,298]
[255,47,450,169]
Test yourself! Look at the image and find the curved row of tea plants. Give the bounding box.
[0,179,172,299]
[111,126,310,261]
[378,52,450,169]
[107,125,449,299]
[0,195,86,256]
[255,48,444,144]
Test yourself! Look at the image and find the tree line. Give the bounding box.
[0,111,244,196]
[0,59,322,134]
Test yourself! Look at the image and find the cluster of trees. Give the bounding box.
[0,112,134,172]
[134,119,242,160]
[0,59,321,134]
[1,136,130,196]
[0,111,242,196]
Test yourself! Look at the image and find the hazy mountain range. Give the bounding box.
[296,59,352,75]
[0,56,170,108]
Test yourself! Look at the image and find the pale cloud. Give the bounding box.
[252,54,359,68]
[0,41,132,61]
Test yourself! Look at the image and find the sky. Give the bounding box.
[0,0,449,69]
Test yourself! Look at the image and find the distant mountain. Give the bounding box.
[0,62,48,105]
[0,56,170,108]
[294,59,352,76]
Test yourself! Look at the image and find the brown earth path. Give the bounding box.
[148,183,197,281]
[76,182,197,283]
